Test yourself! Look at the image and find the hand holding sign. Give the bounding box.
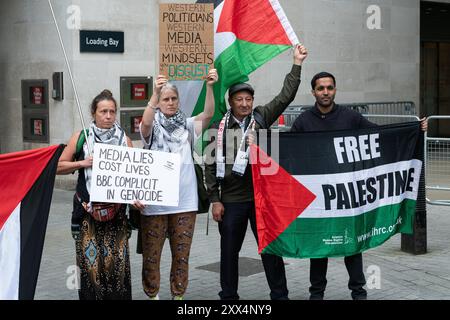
[206,68,218,86]
[154,75,169,96]
[80,155,93,169]
[133,200,145,212]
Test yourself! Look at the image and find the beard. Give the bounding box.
[318,98,334,108]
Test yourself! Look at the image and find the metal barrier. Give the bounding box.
[424,115,450,206]
[277,101,416,129]
[362,114,419,125]
[352,101,416,116]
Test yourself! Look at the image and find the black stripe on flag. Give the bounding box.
[196,0,223,8]
[258,121,423,175]
[18,145,63,300]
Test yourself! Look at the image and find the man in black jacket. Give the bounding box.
[205,44,308,300]
[291,71,372,300]
[291,71,427,300]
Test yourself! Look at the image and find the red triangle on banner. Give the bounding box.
[250,145,316,253]
[217,0,292,45]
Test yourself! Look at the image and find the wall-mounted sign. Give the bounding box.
[120,110,146,141]
[32,119,44,136]
[80,30,124,53]
[22,79,49,143]
[31,86,44,105]
[131,83,147,100]
[159,3,214,80]
[120,76,152,108]
[131,116,143,134]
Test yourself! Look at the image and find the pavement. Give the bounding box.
[34,188,450,300]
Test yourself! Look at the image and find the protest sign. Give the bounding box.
[159,3,214,80]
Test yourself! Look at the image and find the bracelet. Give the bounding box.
[147,103,158,110]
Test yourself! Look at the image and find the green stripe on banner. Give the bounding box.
[262,199,416,258]
[191,39,291,124]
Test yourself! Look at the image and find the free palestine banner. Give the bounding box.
[251,122,423,258]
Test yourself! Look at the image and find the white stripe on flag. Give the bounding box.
[294,160,422,218]
[172,80,204,116]
[0,203,21,300]
[213,1,235,59]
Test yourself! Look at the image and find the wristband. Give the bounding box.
[147,103,158,111]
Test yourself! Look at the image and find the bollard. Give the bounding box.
[278,114,285,127]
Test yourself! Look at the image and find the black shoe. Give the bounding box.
[219,291,239,300]
[351,287,367,300]
[309,294,324,300]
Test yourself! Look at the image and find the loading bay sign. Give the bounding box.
[80,30,124,53]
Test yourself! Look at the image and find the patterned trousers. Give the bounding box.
[140,212,196,298]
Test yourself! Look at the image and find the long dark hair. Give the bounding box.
[90,89,117,116]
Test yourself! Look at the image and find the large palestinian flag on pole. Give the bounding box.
[251,122,423,258]
[176,0,299,122]
[0,145,63,299]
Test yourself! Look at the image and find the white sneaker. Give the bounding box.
[149,294,160,300]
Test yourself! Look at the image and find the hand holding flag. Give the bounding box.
[293,44,308,65]
[206,68,219,86]
[247,122,256,146]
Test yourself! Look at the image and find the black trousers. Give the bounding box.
[309,253,367,299]
[218,201,288,300]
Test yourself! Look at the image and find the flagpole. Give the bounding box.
[47,0,91,155]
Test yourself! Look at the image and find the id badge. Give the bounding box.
[235,150,249,167]
[232,150,249,176]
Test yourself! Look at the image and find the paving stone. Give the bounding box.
[34,189,450,300]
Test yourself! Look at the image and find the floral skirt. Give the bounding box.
[74,205,131,300]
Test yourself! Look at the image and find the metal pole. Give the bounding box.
[206,210,209,235]
[47,0,91,155]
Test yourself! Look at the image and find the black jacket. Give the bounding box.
[205,65,302,203]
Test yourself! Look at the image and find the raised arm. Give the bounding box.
[255,44,308,126]
[194,68,219,135]
[293,43,308,66]
[141,75,168,139]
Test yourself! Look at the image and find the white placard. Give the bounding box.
[90,144,180,206]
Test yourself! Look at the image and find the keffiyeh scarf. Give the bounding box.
[83,121,127,194]
[150,109,188,153]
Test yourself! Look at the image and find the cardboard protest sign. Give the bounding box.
[90,144,180,206]
[159,3,214,80]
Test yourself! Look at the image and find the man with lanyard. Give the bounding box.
[205,44,308,300]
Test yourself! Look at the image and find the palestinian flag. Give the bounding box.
[251,122,423,258]
[0,145,63,299]
[175,0,299,122]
